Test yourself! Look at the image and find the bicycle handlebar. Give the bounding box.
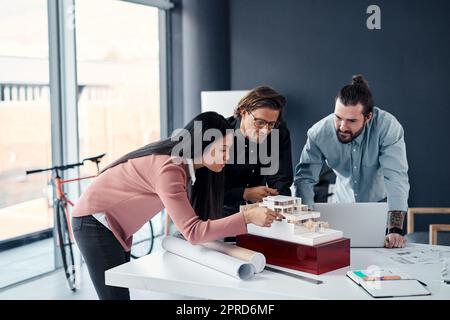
[82,153,106,164]
[26,153,106,175]
[26,168,48,175]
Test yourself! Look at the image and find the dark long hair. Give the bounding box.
[101,111,233,221]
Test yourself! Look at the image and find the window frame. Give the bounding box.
[47,0,173,268]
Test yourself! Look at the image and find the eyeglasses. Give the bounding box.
[248,110,279,130]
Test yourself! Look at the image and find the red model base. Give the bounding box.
[236,233,351,275]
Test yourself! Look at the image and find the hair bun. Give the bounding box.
[352,74,369,88]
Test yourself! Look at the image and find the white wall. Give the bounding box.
[200,90,249,117]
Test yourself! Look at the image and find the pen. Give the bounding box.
[417,280,428,287]
[364,276,402,281]
[363,276,428,286]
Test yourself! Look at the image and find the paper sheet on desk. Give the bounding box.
[374,246,450,265]
[161,236,257,280]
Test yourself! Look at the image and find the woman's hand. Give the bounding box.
[243,207,282,227]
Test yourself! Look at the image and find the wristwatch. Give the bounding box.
[388,227,403,235]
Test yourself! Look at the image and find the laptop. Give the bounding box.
[313,202,388,248]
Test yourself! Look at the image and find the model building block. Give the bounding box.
[241,196,343,246]
[238,196,350,274]
[236,233,350,275]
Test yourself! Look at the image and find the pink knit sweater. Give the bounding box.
[72,154,247,251]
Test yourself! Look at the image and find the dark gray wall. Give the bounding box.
[168,0,184,132]
[229,0,450,225]
[181,0,230,121]
[169,0,231,129]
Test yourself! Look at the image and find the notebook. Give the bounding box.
[347,268,431,298]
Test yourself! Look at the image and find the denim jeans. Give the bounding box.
[72,215,130,300]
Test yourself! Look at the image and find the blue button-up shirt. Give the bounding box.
[294,107,409,211]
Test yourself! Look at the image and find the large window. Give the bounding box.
[0,0,170,289]
[0,0,54,288]
[75,0,161,173]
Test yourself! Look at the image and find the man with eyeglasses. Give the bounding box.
[294,75,410,248]
[223,86,293,218]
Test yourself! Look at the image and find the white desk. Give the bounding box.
[105,243,450,300]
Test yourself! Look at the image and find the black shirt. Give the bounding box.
[223,116,293,215]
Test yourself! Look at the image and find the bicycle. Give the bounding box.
[26,153,154,291]
[131,219,154,259]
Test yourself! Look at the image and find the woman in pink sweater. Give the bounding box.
[72,112,279,300]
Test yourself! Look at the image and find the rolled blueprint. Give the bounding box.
[161,236,256,280]
[200,241,266,273]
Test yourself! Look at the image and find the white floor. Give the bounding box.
[0,238,54,288]
[0,236,194,300]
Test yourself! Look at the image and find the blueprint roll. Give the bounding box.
[161,236,256,280]
[200,241,266,273]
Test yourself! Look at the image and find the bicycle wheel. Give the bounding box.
[55,200,77,291]
[131,220,154,259]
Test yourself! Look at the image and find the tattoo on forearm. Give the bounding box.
[388,211,405,229]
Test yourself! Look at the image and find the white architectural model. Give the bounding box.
[242,195,343,246]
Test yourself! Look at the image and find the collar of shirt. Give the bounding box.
[352,124,367,146]
[352,109,378,146]
[229,116,240,130]
[185,158,196,185]
[231,117,252,151]
[233,117,246,139]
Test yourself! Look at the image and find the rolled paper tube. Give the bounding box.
[161,236,256,280]
[200,241,266,273]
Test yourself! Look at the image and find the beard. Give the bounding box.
[336,125,365,144]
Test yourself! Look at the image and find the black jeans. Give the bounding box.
[72,215,130,300]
